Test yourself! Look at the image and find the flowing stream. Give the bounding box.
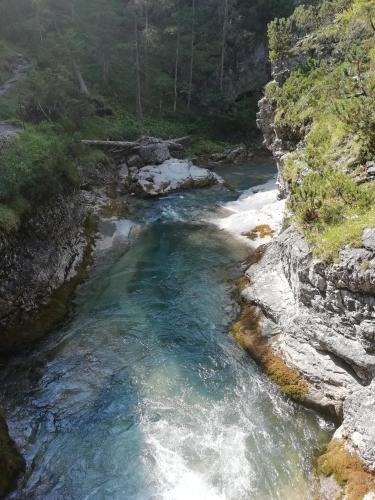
[1,159,333,500]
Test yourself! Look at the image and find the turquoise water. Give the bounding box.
[1,160,332,499]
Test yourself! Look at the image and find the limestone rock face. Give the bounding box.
[336,381,375,470]
[256,97,297,199]
[243,226,375,465]
[131,159,222,196]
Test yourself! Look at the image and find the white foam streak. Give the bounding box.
[210,177,286,246]
[141,403,254,500]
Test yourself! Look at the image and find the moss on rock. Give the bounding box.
[242,224,275,241]
[316,438,375,500]
[231,304,308,401]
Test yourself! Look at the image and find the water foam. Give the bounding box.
[209,177,286,247]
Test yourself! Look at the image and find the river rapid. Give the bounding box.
[1,159,333,500]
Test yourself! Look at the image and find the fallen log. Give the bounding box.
[81,139,140,150]
[81,135,190,151]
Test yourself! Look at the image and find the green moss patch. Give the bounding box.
[242,224,275,241]
[317,439,375,500]
[231,304,308,401]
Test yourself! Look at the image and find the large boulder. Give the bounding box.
[137,137,171,165]
[132,159,222,196]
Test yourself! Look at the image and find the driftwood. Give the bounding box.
[81,139,140,150]
[81,136,190,152]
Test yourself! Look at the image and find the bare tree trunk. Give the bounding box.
[102,56,109,86]
[220,0,228,92]
[187,0,196,111]
[173,1,181,113]
[73,60,90,96]
[144,0,150,107]
[71,0,76,22]
[53,19,90,96]
[134,6,144,122]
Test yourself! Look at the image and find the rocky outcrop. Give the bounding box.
[206,145,254,165]
[243,226,375,409]
[242,227,375,470]
[130,159,223,196]
[256,50,312,198]
[0,414,25,498]
[256,96,298,198]
[0,192,89,353]
[0,155,133,353]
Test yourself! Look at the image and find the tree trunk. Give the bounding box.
[73,60,90,96]
[102,56,109,86]
[53,19,90,97]
[144,0,150,107]
[71,0,76,22]
[134,5,144,123]
[187,0,196,111]
[173,2,181,113]
[220,0,228,92]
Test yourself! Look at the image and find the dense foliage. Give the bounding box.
[266,0,375,261]
[0,0,295,232]
[0,0,294,125]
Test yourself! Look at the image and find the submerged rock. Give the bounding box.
[207,145,254,164]
[132,159,223,196]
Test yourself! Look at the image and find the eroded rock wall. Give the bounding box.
[0,192,88,353]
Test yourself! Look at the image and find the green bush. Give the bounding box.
[267,0,375,260]
[0,124,78,232]
[17,68,94,125]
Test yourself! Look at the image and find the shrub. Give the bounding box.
[17,67,94,125]
[0,124,78,231]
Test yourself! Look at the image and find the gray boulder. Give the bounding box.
[132,159,222,196]
[137,137,171,165]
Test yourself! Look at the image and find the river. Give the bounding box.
[1,159,333,499]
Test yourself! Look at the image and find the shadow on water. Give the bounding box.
[1,160,334,499]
